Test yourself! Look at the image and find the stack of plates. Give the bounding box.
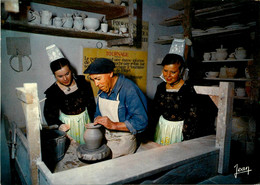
[225,23,246,30]
[171,33,184,39]
[158,35,171,40]
[206,26,225,33]
[247,22,256,27]
[192,29,206,35]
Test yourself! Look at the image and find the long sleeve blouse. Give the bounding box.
[150,80,217,140]
[44,75,96,126]
[94,74,148,135]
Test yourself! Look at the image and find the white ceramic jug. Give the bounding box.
[53,17,63,27]
[235,47,246,59]
[62,14,73,28]
[203,52,211,61]
[41,10,52,25]
[73,16,83,30]
[27,9,41,24]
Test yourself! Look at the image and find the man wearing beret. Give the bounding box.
[84,58,148,158]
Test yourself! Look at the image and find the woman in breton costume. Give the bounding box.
[151,53,216,145]
[43,44,96,144]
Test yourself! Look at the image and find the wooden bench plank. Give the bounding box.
[41,135,218,184]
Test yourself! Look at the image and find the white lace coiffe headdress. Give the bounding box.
[46,44,64,62]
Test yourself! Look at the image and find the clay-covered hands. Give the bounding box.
[94,116,129,131]
[94,116,116,130]
[59,124,70,132]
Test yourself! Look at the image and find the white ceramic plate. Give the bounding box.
[158,35,171,40]
[206,26,225,32]
[171,33,184,39]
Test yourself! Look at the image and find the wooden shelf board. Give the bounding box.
[203,77,251,81]
[30,0,129,20]
[169,0,184,10]
[192,27,250,38]
[154,39,173,45]
[159,20,182,27]
[234,96,249,100]
[202,59,253,63]
[2,21,129,41]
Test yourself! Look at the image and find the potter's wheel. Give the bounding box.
[76,144,111,162]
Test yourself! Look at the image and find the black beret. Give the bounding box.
[84,58,115,74]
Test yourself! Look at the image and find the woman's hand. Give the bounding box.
[59,124,70,132]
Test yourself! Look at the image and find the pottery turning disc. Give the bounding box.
[76,144,111,162]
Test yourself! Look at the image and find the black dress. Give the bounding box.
[44,75,96,126]
[150,80,217,140]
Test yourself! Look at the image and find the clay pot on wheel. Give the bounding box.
[84,123,103,150]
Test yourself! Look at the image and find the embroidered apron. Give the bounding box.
[154,115,184,146]
[98,93,137,158]
[59,108,91,144]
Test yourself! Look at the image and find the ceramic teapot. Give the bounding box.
[216,48,228,60]
[62,13,73,28]
[40,10,52,25]
[27,9,41,24]
[235,47,246,59]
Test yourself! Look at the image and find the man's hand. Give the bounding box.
[94,116,116,130]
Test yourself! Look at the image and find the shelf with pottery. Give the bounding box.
[2,0,135,46]
[202,59,253,63]
[2,20,130,41]
[29,0,130,20]
[203,77,252,82]
[192,26,251,38]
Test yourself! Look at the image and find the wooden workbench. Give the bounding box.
[54,136,162,173]
[13,82,234,184]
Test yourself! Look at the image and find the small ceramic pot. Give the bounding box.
[83,123,103,150]
[203,52,211,61]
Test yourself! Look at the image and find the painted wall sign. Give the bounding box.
[83,48,148,95]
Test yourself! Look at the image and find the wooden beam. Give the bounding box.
[16,83,41,185]
[38,135,218,184]
[215,82,234,174]
[16,87,33,104]
[194,86,219,96]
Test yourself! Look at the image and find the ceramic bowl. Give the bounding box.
[205,71,219,78]
[84,18,100,31]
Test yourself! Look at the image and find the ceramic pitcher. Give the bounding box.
[40,10,52,25]
[235,47,246,59]
[53,17,63,27]
[62,13,73,28]
[27,9,41,24]
[73,16,83,30]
